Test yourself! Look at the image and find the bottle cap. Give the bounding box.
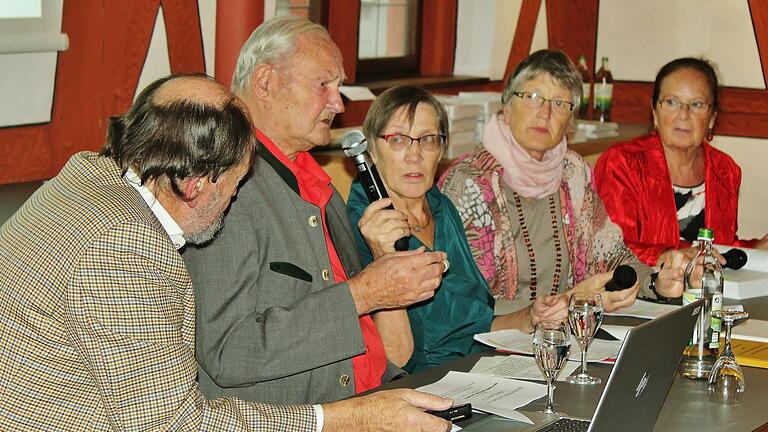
[697,227,714,241]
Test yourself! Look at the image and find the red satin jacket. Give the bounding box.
[594,133,754,266]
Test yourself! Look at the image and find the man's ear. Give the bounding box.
[180,176,205,208]
[251,63,276,101]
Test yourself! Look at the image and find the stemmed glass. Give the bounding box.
[708,306,749,404]
[533,320,571,415]
[568,292,605,385]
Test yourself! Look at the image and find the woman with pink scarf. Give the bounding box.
[439,50,687,332]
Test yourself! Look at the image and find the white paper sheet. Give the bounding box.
[474,329,621,363]
[605,300,680,319]
[706,245,768,299]
[732,319,768,343]
[600,325,633,341]
[417,371,544,424]
[470,354,581,382]
[722,268,768,299]
[716,244,768,271]
[339,85,376,101]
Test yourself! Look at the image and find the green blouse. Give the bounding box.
[347,179,494,373]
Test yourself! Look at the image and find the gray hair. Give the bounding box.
[230,15,329,97]
[501,50,583,117]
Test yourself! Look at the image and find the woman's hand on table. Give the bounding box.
[655,249,689,298]
[358,198,411,259]
[528,294,569,331]
[657,246,725,268]
[656,247,697,267]
[491,294,568,334]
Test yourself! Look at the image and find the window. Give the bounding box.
[0,0,66,127]
[0,0,41,17]
[357,0,421,80]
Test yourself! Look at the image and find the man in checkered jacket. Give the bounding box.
[0,74,452,431]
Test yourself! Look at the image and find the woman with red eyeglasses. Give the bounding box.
[347,85,495,372]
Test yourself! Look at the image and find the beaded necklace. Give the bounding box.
[511,191,563,300]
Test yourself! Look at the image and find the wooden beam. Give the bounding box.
[421,0,457,76]
[504,0,541,80]
[327,0,360,83]
[162,0,206,74]
[214,0,264,89]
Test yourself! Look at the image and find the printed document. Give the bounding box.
[605,300,679,319]
[474,329,621,362]
[417,371,545,423]
[470,354,580,382]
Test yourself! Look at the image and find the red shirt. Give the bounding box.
[256,129,387,393]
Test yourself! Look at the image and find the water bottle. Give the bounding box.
[594,57,613,123]
[577,55,591,119]
[678,228,723,380]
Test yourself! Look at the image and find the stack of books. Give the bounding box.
[436,95,483,158]
[570,120,620,143]
[457,91,503,145]
[718,245,768,300]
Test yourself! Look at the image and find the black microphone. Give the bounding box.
[342,130,409,251]
[604,264,637,292]
[722,248,747,270]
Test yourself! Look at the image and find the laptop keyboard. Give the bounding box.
[537,418,590,432]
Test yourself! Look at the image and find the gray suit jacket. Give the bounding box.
[184,143,377,404]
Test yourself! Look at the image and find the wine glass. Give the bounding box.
[708,306,749,404]
[567,292,605,385]
[533,320,571,415]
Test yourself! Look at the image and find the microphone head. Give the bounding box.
[341,130,367,157]
[723,248,748,270]
[613,264,637,290]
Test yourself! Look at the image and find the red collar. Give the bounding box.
[255,129,331,191]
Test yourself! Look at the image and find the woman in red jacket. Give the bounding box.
[595,57,767,266]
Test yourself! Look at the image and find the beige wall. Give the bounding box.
[711,136,768,240]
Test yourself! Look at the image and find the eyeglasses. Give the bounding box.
[657,98,711,114]
[512,91,575,115]
[378,133,445,152]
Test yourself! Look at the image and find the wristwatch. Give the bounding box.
[649,271,669,302]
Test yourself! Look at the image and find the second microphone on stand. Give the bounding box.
[342,130,410,251]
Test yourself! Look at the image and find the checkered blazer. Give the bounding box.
[0,152,316,431]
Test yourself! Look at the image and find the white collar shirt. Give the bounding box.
[123,168,186,250]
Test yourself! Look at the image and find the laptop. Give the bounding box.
[464,299,704,432]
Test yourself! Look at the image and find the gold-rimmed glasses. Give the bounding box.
[512,91,575,115]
